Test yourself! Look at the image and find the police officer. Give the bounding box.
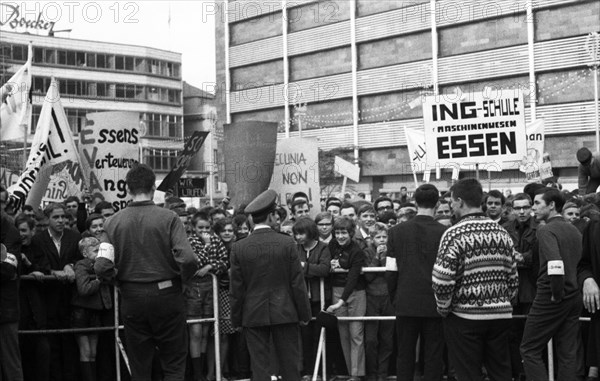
[230,189,311,381]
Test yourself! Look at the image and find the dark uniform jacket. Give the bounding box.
[230,227,311,328]
[578,218,600,296]
[502,217,539,304]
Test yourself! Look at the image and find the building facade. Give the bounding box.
[1,30,184,181]
[214,0,600,198]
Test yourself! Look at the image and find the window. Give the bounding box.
[115,55,125,70]
[150,60,159,74]
[76,52,86,66]
[125,56,134,71]
[135,57,146,72]
[12,45,25,60]
[58,50,67,65]
[135,85,145,100]
[0,43,11,59]
[125,84,135,98]
[45,49,56,64]
[115,83,125,98]
[148,87,159,101]
[33,47,44,63]
[173,63,181,78]
[86,53,96,67]
[66,51,76,65]
[97,83,107,97]
[96,54,106,68]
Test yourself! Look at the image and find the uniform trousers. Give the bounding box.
[395,317,444,381]
[120,280,188,381]
[332,287,366,377]
[520,295,582,381]
[443,314,512,381]
[244,323,301,381]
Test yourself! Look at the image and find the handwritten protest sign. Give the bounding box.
[157,131,209,192]
[79,112,139,211]
[423,90,527,168]
[270,137,320,218]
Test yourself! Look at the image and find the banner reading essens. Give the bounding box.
[423,90,527,168]
[79,112,140,212]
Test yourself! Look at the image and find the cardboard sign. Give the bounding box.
[334,155,360,182]
[223,121,278,207]
[157,131,209,192]
[79,112,140,212]
[423,90,527,167]
[270,137,320,217]
[178,177,206,198]
[519,119,546,182]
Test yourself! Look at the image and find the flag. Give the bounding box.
[1,43,32,141]
[404,126,431,183]
[8,78,84,210]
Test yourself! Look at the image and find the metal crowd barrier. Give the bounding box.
[18,273,222,381]
[19,267,593,381]
[312,267,591,381]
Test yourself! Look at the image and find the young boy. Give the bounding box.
[364,223,394,381]
[72,237,113,381]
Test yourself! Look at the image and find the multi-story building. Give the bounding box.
[1,30,184,181]
[215,0,600,198]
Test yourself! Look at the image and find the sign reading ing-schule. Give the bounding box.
[423,90,527,167]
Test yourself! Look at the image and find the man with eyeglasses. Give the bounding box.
[501,192,539,381]
[373,196,393,219]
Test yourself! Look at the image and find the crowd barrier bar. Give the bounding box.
[19,267,592,381]
[18,273,222,381]
[313,267,590,381]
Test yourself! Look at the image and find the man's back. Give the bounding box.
[103,200,196,283]
[388,215,446,317]
[230,228,310,328]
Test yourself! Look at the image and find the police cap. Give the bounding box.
[244,189,278,215]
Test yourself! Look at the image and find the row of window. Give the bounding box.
[32,77,181,105]
[2,43,181,79]
[143,148,179,171]
[30,106,182,138]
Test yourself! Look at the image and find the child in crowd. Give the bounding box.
[364,223,394,381]
[72,236,113,381]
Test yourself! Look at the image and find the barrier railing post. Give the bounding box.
[548,339,554,381]
[212,273,222,381]
[114,285,121,381]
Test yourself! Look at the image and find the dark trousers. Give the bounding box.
[245,323,301,381]
[520,296,582,381]
[443,314,512,381]
[20,334,50,381]
[0,322,23,381]
[365,294,394,378]
[301,302,322,374]
[120,281,188,381]
[396,316,444,381]
[509,303,531,378]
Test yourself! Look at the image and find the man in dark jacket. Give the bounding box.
[1,209,23,381]
[30,202,82,381]
[386,184,447,381]
[502,192,539,380]
[230,189,311,381]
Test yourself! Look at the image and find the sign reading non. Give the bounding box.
[423,90,526,167]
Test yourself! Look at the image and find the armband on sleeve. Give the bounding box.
[547,260,564,275]
[97,242,115,262]
[385,257,398,272]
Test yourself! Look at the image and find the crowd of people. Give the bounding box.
[1,162,600,381]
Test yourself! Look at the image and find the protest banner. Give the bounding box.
[404,126,432,186]
[423,90,527,168]
[178,177,207,198]
[223,121,278,208]
[519,119,546,182]
[157,131,209,192]
[41,162,85,207]
[270,137,320,218]
[0,43,31,142]
[8,78,83,210]
[79,111,140,212]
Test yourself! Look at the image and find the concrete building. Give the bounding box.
[1,30,184,181]
[214,0,600,198]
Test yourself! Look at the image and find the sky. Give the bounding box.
[1,1,217,91]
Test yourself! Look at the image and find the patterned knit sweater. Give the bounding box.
[432,213,519,320]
